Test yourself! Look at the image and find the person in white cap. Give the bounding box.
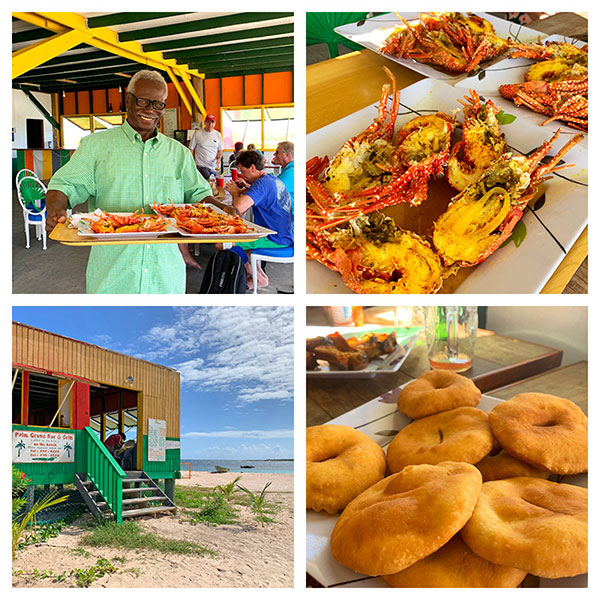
[188,114,223,180]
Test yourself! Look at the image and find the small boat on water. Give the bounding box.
[240,465,255,469]
[214,465,229,473]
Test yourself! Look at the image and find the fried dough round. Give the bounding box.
[461,477,588,578]
[383,534,527,588]
[488,393,588,474]
[387,407,494,473]
[397,369,481,418]
[306,424,386,514]
[330,461,482,576]
[476,448,549,482]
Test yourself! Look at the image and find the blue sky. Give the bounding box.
[12,306,294,459]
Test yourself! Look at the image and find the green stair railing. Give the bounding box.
[84,427,126,523]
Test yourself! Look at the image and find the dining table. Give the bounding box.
[306,12,588,294]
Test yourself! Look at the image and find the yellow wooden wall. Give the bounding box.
[12,322,180,438]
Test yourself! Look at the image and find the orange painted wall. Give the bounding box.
[62,93,76,115]
[221,76,244,107]
[107,88,122,112]
[264,72,293,104]
[92,90,107,113]
[244,74,263,105]
[77,91,90,114]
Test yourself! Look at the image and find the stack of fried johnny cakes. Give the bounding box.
[307,370,588,587]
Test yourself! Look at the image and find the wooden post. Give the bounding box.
[21,370,29,426]
[165,478,175,502]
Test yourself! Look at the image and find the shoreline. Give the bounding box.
[176,470,293,493]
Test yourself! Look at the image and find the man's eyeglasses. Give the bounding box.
[127,92,166,111]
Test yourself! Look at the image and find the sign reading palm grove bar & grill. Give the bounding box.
[12,430,75,463]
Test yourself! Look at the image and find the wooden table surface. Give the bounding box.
[307,329,565,426]
[306,13,588,293]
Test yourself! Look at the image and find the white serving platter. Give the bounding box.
[306,77,588,294]
[77,213,176,240]
[335,12,543,84]
[307,326,421,379]
[153,203,276,240]
[306,386,588,588]
[454,35,588,145]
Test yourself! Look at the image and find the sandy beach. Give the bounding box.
[12,471,293,588]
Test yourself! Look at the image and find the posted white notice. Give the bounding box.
[148,418,166,462]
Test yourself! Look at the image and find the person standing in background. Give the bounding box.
[189,114,223,180]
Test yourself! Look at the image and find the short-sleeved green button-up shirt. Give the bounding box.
[49,120,212,294]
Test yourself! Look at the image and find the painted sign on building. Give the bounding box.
[12,430,75,463]
[148,418,166,462]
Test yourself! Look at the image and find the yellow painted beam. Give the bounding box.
[14,12,203,78]
[178,69,207,118]
[13,29,91,78]
[164,66,192,116]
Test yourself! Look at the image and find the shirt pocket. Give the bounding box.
[157,175,184,204]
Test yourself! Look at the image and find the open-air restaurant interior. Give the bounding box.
[12,12,294,294]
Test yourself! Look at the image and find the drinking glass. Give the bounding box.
[424,306,478,372]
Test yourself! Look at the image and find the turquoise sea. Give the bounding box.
[180,459,294,474]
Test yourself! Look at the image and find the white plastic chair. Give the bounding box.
[250,246,294,294]
[17,176,47,250]
[15,168,40,187]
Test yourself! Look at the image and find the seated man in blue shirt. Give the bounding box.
[225,150,293,289]
[272,141,294,209]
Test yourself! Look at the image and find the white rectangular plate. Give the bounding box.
[77,213,176,240]
[307,386,588,588]
[306,77,588,294]
[335,12,543,84]
[454,35,588,145]
[159,203,276,240]
[307,326,422,379]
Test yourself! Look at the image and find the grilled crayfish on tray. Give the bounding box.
[447,90,506,190]
[499,40,588,131]
[433,129,583,267]
[88,210,169,233]
[381,12,509,73]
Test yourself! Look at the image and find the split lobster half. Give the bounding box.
[447,89,506,191]
[307,66,455,233]
[433,129,583,267]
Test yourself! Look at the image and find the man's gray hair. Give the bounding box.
[128,70,168,97]
[278,141,294,159]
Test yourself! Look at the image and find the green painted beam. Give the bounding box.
[15,63,142,85]
[188,51,294,70]
[143,23,294,52]
[119,12,292,42]
[18,87,61,129]
[186,46,293,66]
[162,36,294,60]
[17,56,134,79]
[86,12,191,28]
[12,27,54,44]
[32,49,115,68]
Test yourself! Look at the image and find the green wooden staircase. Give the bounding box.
[74,427,176,523]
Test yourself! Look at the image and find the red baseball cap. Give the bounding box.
[205,114,216,121]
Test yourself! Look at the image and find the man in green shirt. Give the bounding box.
[46,70,226,294]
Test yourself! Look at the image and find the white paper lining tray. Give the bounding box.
[77,213,176,240]
[306,387,588,588]
[454,35,588,146]
[306,77,588,294]
[306,326,421,379]
[335,12,543,84]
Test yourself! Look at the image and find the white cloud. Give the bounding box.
[182,429,293,439]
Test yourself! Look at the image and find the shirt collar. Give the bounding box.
[281,160,294,173]
[121,119,162,147]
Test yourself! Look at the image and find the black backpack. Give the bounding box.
[199,250,247,294]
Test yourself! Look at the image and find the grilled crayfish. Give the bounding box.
[433,130,583,267]
[89,211,169,233]
[499,40,588,131]
[307,67,455,232]
[381,12,509,73]
[447,90,506,190]
[307,212,447,294]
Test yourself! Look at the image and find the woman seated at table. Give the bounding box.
[228,142,244,169]
[224,150,293,289]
